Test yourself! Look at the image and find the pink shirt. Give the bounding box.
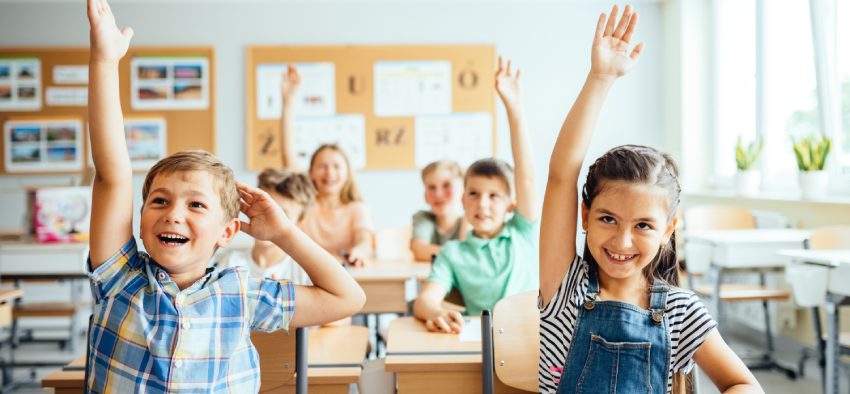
[299,201,374,258]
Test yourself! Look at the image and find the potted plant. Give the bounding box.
[735,136,764,196]
[792,133,832,199]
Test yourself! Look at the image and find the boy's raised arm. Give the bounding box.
[495,56,538,222]
[540,5,643,304]
[279,65,301,170]
[237,183,365,327]
[87,0,135,268]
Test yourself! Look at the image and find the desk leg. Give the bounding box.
[825,293,842,394]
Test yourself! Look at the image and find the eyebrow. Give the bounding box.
[595,208,658,223]
[149,188,210,199]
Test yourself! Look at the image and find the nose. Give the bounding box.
[163,205,184,224]
[613,226,633,249]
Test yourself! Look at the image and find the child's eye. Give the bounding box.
[151,197,167,206]
[636,222,654,231]
[599,216,616,224]
[189,201,207,209]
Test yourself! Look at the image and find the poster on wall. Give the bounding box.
[130,57,209,110]
[414,112,492,169]
[373,60,451,116]
[124,117,167,169]
[0,58,42,111]
[256,62,336,120]
[293,114,366,170]
[3,119,83,172]
[32,186,91,243]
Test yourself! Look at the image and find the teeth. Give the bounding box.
[159,233,188,242]
[607,250,635,261]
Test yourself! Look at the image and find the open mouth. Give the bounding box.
[604,248,637,264]
[158,233,189,246]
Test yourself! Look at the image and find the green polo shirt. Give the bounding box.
[427,212,540,316]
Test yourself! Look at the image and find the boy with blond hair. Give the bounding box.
[413,57,539,332]
[86,0,365,391]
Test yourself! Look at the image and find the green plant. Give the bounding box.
[792,133,832,171]
[735,136,764,171]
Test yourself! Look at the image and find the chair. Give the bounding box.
[251,327,308,394]
[375,226,413,261]
[481,291,538,393]
[683,205,796,378]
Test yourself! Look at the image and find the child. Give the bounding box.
[538,5,762,393]
[410,160,467,262]
[86,1,365,391]
[280,66,374,267]
[413,56,539,332]
[217,168,316,284]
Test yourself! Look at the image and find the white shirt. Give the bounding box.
[216,248,312,285]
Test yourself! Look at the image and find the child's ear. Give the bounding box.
[580,203,590,231]
[663,215,679,245]
[216,218,241,248]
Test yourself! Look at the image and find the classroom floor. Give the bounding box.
[0,325,834,393]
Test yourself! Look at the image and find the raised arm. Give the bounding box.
[237,182,365,327]
[540,5,643,304]
[87,0,135,268]
[279,65,301,170]
[495,56,538,222]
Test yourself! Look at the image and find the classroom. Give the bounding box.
[0,0,848,393]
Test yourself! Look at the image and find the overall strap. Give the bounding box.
[583,262,600,310]
[648,280,670,325]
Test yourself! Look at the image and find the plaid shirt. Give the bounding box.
[86,238,295,393]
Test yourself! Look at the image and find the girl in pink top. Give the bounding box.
[279,65,375,266]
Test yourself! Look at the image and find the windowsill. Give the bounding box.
[683,189,850,206]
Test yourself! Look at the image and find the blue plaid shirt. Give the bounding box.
[86,238,295,393]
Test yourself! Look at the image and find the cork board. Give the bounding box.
[246,45,495,171]
[0,47,216,175]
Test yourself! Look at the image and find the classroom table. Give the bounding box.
[349,259,431,314]
[778,248,850,394]
[41,325,370,394]
[0,288,25,390]
[384,316,524,394]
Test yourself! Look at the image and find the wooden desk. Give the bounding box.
[0,240,88,276]
[349,260,431,314]
[779,248,850,394]
[41,326,369,394]
[384,317,522,394]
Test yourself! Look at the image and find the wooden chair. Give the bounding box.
[251,327,307,394]
[481,291,538,393]
[683,205,795,378]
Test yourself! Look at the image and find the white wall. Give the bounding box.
[0,0,665,238]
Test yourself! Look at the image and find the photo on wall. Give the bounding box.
[124,117,167,169]
[131,56,209,110]
[3,118,83,172]
[0,58,41,111]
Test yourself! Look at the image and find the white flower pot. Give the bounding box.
[799,170,829,199]
[735,170,760,197]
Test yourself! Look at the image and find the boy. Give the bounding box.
[86,0,365,391]
[413,57,539,333]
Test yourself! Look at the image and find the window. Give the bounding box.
[838,1,850,177]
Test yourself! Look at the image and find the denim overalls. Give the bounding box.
[556,265,671,394]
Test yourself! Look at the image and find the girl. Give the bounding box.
[280,65,375,267]
[538,5,762,394]
[410,160,467,262]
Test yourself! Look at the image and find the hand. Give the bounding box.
[87,0,133,64]
[280,64,302,104]
[495,56,522,109]
[237,182,294,241]
[590,4,644,79]
[424,310,464,334]
[344,246,369,267]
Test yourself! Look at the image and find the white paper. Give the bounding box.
[130,57,209,110]
[256,62,336,120]
[0,58,42,111]
[458,318,482,342]
[46,87,88,106]
[415,113,493,169]
[374,61,451,116]
[52,65,88,84]
[4,119,83,172]
[293,114,366,170]
[124,118,167,169]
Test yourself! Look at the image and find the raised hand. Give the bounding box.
[280,64,302,104]
[237,182,294,242]
[495,56,522,109]
[591,4,643,78]
[87,0,133,64]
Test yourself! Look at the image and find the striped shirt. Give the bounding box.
[538,257,716,394]
[87,238,295,393]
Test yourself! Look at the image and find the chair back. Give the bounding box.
[375,225,413,261]
[251,328,302,393]
[490,291,539,392]
[808,225,850,249]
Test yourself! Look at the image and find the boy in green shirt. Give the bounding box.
[413,57,539,332]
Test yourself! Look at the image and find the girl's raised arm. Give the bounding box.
[540,5,643,304]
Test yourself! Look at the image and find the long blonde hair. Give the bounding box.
[309,144,362,204]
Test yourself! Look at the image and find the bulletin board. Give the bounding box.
[0,47,216,175]
[245,45,496,171]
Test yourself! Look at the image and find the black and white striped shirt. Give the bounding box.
[538,257,717,393]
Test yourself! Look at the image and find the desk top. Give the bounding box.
[349,259,431,282]
[384,317,481,372]
[685,228,811,244]
[42,325,370,389]
[779,249,850,266]
[0,288,23,303]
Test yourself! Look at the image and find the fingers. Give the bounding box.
[593,13,605,44]
[506,59,512,76]
[87,0,98,21]
[603,4,618,37]
[613,4,632,39]
[515,68,521,81]
[448,311,464,333]
[122,26,134,40]
[239,220,251,234]
[630,42,644,60]
[622,11,639,43]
